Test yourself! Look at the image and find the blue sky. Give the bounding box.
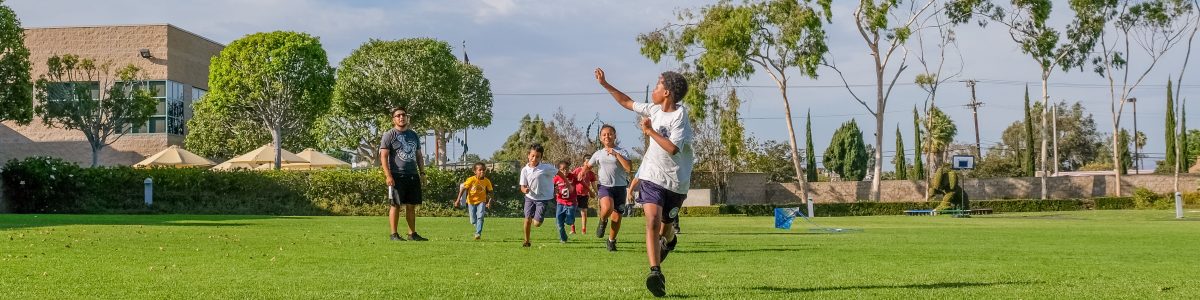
[11,0,1199,170]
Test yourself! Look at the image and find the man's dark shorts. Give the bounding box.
[389,174,422,206]
[636,181,685,224]
[598,185,628,214]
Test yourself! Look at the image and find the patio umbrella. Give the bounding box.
[211,160,259,171]
[284,148,351,170]
[134,145,216,168]
[226,144,307,166]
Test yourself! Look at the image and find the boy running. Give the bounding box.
[571,155,597,235]
[596,68,693,298]
[454,162,494,240]
[519,144,557,248]
[381,107,428,242]
[553,160,578,243]
[584,124,633,252]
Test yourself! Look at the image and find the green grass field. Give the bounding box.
[2,210,1198,299]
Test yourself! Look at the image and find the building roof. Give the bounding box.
[23,23,225,48]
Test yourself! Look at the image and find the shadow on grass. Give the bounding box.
[692,232,822,236]
[675,246,814,254]
[751,281,1038,293]
[0,214,309,230]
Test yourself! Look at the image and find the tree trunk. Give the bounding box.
[1112,121,1123,196]
[778,85,811,206]
[90,143,100,168]
[1039,75,1050,200]
[271,128,282,170]
[872,110,884,202]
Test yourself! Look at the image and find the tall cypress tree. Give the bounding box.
[1182,99,1191,172]
[1163,79,1176,173]
[805,109,817,182]
[1023,85,1035,177]
[911,106,925,180]
[895,126,908,180]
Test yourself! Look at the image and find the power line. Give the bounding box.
[492,78,1200,96]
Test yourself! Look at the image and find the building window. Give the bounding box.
[126,80,186,135]
[192,87,207,102]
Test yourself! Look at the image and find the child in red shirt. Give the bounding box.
[553,160,577,243]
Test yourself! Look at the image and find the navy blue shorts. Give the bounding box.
[597,185,628,213]
[637,181,686,224]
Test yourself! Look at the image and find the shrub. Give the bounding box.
[1093,197,1135,210]
[1131,187,1174,210]
[0,157,526,216]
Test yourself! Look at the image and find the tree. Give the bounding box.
[1080,0,1197,194]
[639,0,832,202]
[894,126,908,180]
[185,98,312,161]
[912,107,925,179]
[1185,129,1200,169]
[720,90,746,161]
[999,101,1104,172]
[948,0,1106,199]
[426,61,495,165]
[206,31,334,170]
[826,0,939,200]
[33,54,156,167]
[309,106,390,166]
[805,109,818,182]
[1161,79,1177,173]
[743,137,798,183]
[1023,85,1035,176]
[492,115,550,165]
[1118,129,1133,174]
[0,1,32,125]
[823,120,869,181]
[924,106,958,169]
[1182,99,1192,172]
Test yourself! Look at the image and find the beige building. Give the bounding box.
[0,24,223,166]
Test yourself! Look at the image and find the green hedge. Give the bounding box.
[1093,197,1135,210]
[0,157,525,216]
[717,199,1097,217]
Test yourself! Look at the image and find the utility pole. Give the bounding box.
[1052,104,1059,175]
[963,80,984,158]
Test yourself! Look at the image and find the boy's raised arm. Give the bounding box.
[595,68,634,111]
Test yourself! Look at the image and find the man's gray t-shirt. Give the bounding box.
[379,128,421,175]
[588,147,632,187]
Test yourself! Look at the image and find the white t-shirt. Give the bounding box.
[588,147,632,187]
[631,102,694,195]
[519,162,558,200]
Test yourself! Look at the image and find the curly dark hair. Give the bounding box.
[660,71,689,104]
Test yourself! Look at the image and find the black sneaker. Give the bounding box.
[596,219,608,238]
[408,232,428,241]
[522,241,531,248]
[389,233,405,241]
[606,239,617,252]
[646,270,666,297]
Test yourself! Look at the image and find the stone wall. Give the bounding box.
[724,173,1200,204]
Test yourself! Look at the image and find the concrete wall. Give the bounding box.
[724,173,1200,204]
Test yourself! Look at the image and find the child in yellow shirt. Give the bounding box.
[455,162,494,240]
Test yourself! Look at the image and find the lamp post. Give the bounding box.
[1128,97,1139,174]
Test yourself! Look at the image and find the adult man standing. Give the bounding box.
[381,107,428,241]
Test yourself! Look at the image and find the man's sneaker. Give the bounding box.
[522,241,531,248]
[606,239,617,252]
[596,220,608,238]
[473,234,481,240]
[646,270,666,297]
[389,233,405,241]
[408,232,428,241]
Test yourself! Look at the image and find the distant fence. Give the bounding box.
[723,173,1200,205]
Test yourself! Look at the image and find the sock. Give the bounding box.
[650,266,661,272]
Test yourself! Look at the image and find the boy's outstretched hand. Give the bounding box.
[594,68,607,85]
[454,200,461,208]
